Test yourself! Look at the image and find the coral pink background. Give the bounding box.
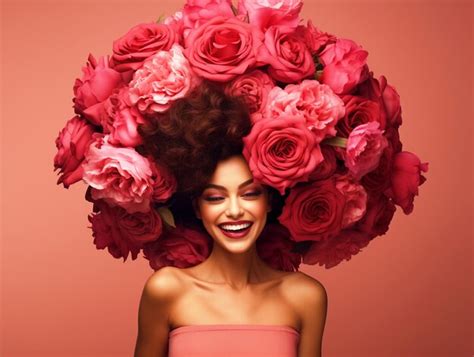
[1,0,472,356]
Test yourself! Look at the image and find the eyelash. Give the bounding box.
[204,191,262,202]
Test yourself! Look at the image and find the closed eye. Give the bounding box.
[204,191,262,202]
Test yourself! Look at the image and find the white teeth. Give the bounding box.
[220,223,251,231]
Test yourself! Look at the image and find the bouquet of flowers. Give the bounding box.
[53,0,429,271]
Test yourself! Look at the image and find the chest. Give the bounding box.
[169,282,300,329]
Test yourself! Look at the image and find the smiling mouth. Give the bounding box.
[218,222,253,238]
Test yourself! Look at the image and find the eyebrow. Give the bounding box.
[203,178,254,191]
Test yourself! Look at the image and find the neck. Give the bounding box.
[197,241,268,291]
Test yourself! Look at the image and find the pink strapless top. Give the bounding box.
[168,324,300,357]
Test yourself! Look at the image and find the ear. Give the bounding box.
[192,197,201,219]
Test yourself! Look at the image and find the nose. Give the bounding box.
[225,195,244,218]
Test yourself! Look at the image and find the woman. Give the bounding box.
[133,81,328,357]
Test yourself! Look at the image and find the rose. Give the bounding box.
[183,16,264,82]
[82,134,155,213]
[295,20,336,54]
[345,121,389,180]
[73,54,123,125]
[129,44,198,114]
[143,225,211,270]
[308,145,337,181]
[237,0,303,32]
[319,38,369,95]
[225,70,275,123]
[334,174,368,228]
[336,94,386,138]
[355,193,396,239]
[150,161,178,203]
[256,223,301,272]
[265,80,345,142]
[54,116,95,188]
[111,22,179,73]
[182,0,234,37]
[384,151,429,214]
[356,73,402,129]
[89,86,146,147]
[361,143,395,194]
[242,113,324,195]
[302,229,371,268]
[278,177,346,242]
[88,199,163,261]
[258,25,315,83]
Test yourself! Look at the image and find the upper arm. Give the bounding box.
[294,272,328,357]
[134,266,181,357]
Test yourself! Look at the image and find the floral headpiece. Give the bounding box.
[54,0,429,271]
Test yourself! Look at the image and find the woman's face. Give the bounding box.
[193,155,271,254]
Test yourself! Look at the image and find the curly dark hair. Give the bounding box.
[136,80,285,227]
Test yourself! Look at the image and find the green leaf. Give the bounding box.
[321,136,348,148]
[157,206,176,228]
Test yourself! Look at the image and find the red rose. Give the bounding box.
[257,223,301,272]
[303,229,371,268]
[242,113,324,195]
[150,160,177,203]
[111,22,179,72]
[183,16,264,82]
[336,94,386,138]
[295,20,336,55]
[88,200,163,261]
[308,145,337,181]
[355,193,396,239]
[54,115,95,188]
[319,38,369,95]
[278,177,346,242]
[73,54,123,125]
[384,151,429,214]
[356,72,402,129]
[258,25,315,83]
[143,225,211,270]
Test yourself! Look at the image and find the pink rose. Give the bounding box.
[149,160,178,203]
[345,121,389,180]
[355,193,396,239]
[111,22,179,73]
[334,174,368,228]
[295,20,336,54]
[73,54,123,125]
[54,116,96,188]
[129,44,198,114]
[143,225,211,270]
[89,86,146,147]
[384,151,429,214]
[224,70,275,123]
[182,0,234,37]
[258,26,315,83]
[319,38,369,95]
[184,16,264,82]
[303,229,371,269]
[242,114,324,195]
[356,72,402,129]
[237,0,303,32]
[336,94,386,138]
[82,134,155,213]
[88,199,163,261]
[278,177,346,242]
[265,80,345,142]
[256,223,301,272]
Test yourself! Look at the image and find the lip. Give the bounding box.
[218,220,253,226]
[218,221,253,239]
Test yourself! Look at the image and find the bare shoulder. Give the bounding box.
[143,266,183,301]
[281,270,327,306]
[282,271,328,357]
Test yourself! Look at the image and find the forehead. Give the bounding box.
[208,156,253,187]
